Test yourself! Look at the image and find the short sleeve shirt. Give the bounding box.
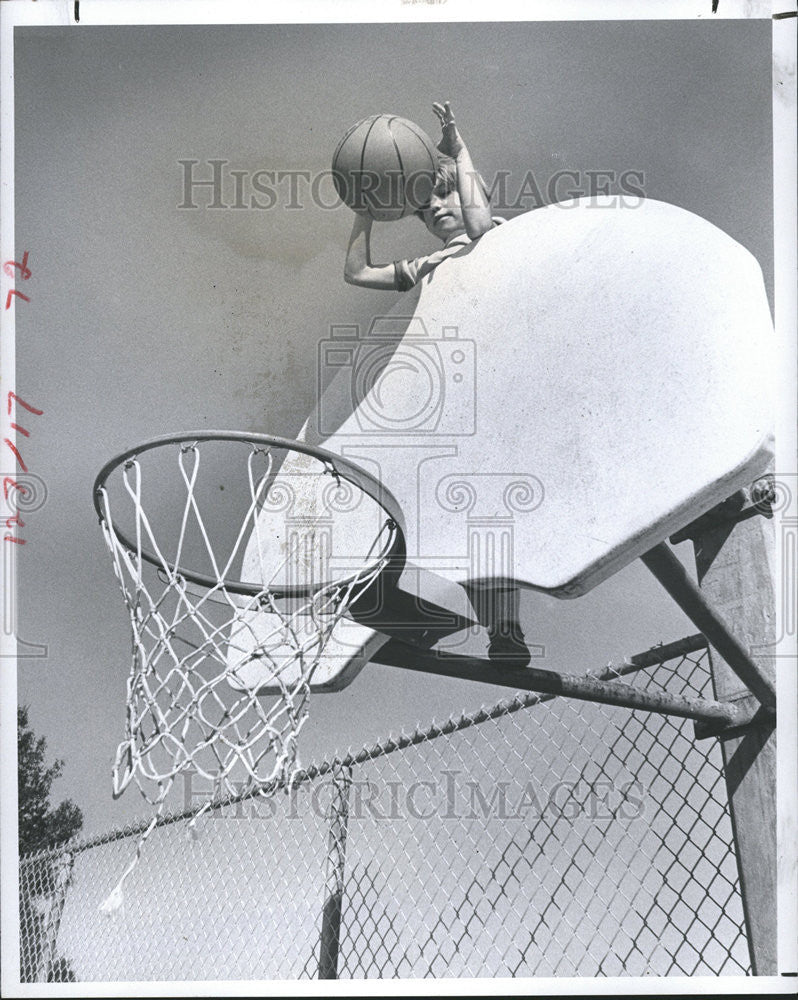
[393,219,504,292]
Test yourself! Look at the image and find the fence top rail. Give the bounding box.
[19,634,708,866]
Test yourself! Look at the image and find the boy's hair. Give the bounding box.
[414,156,491,217]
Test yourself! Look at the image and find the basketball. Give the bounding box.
[331,114,438,221]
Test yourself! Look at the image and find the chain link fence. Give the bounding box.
[18,635,751,982]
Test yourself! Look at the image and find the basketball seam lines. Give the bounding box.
[332,115,375,165]
[400,118,437,175]
[359,115,383,178]
[386,116,407,216]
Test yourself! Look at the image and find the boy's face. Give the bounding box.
[419,182,466,242]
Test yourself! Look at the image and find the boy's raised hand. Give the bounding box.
[433,101,464,158]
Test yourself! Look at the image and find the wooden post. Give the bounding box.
[318,765,352,980]
[691,492,777,975]
[35,852,73,983]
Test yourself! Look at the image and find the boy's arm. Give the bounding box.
[454,146,494,240]
[344,214,400,289]
[433,101,494,240]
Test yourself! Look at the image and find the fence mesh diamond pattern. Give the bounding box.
[19,638,751,982]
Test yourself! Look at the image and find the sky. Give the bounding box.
[10,16,775,844]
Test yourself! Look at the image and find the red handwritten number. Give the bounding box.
[3,261,39,542]
[2,252,31,280]
[3,477,30,502]
[4,439,28,473]
[4,478,30,540]
[4,251,31,310]
[5,289,30,310]
[5,395,43,475]
[7,393,43,417]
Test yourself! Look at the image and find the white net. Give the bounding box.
[94,434,398,908]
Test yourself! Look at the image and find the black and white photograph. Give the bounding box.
[1,0,795,994]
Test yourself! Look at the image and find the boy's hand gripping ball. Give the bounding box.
[332,114,438,221]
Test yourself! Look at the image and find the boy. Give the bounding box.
[343,102,529,664]
[344,102,498,291]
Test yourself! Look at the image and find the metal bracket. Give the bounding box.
[640,543,776,710]
[372,638,747,727]
[669,476,775,545]
[694,691,776,740]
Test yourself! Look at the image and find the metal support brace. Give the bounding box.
[372,639,763,729]
[669,478,774,545]
[640,542,776,710]
[693,691,775,741]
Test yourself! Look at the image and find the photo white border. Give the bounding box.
[1,0,795,995]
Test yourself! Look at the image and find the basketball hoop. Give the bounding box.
[93,431,402,905]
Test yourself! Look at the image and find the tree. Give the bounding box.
[18,706,84,982]
[18,706,83,853]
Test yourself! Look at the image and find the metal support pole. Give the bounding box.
[373,639,759,728]
[34,852,73,983]
[318,764,352,980]
[641,542,776,709]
